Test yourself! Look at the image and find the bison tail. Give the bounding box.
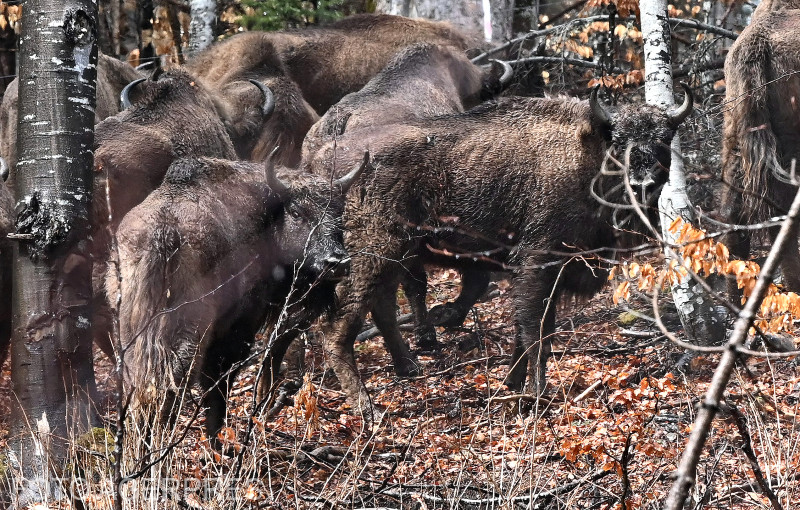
[724,31,783,221]
[109,225,189,405]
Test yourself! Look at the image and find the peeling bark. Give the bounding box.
[6,0,97,504]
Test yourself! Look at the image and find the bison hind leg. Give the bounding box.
[370,281,421,377]
[399,261,440,351]
[428,269,492,328]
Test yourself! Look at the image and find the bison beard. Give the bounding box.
[109,156,364,441]
[311,91,690,418]
[720,0,800,293]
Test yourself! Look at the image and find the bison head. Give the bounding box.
[265,151,369,283]
[591,83,693,187]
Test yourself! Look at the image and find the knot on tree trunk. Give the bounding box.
[63,8,95,46]
[14,191,71,260]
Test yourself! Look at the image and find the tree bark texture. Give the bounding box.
[6,0,97,504]
[641,0,726,347]
[188,0,216,54]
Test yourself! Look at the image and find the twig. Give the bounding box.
[722,404,785,510]
[574,380,603,403]
[663,185,800,510]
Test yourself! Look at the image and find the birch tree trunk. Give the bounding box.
[641,0,726,347]
[6,0,97,504]
[188,0,215,54]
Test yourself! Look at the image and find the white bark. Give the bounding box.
[642,0,727,345]
[188,0,215,54]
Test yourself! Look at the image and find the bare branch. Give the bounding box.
[663,185,800,510]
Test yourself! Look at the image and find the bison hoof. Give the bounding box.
[394,357,422,377]
[415,328,441,351]
[428,303,467,328]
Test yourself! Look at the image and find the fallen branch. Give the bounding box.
[356,313,414,342]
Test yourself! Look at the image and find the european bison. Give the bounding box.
[0,53,142,179]
[307,88,691,416]
[90,67,249,358]
[187,13,471,116]
[186,38,318,167]
[720,0,800,291]
[302,42,512,346]
[302,42,512,159]
[107,155,365,439]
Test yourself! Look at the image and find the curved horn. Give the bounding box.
[335,151,371,194]
[590,85,613,127]
[490,59,514,87]
[249,79,275,116]
[120,78,146,110]
[668,82,694,128]
[135,60,155,71]
[0,156,8,182]
[265,147,290,196]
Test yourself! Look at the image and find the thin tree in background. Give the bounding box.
[640,0,726,347]
[6,0,97,504]
[189,0,216,53]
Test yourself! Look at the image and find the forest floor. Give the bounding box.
[1,268,800,509]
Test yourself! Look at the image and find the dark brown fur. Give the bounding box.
[187,14,470,116]
[187,38,318,167]
[90,68,237,359]
[309,96,683,415]
[302,43,506,160]
[0,53,142,178]
[107,157,349,439]
[720,0,800,291]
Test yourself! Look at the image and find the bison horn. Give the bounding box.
[0,156,8,182]
[490,59,514,88]
[590,85,613,127]
[265,147,290,196]
[120,78,146,110]
[249,79,276,117]
[135,60,155,71]
[667,83,694,128]
[335,151,371,194]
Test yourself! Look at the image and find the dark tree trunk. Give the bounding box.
[6,0,97,503]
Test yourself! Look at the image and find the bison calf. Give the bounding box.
[311,88,691,417]
[108,155,364,440]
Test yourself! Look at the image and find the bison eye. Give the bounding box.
[288,208,302,219]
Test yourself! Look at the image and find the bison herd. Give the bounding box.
[0,3,796,439]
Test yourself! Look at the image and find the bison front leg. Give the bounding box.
[370,279,421,376]
[507,265,557,397]
[323,303,376,419]
[400,259,440,350]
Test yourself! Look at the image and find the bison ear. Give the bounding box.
[335,151,371,194]
[590,85,614,132]
[265,146,291,197]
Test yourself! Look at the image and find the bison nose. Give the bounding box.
[325,255,351,279]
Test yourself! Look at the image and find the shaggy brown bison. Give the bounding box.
[720,0,800,292]
[302,42,512,159]
[302,42,512,346]
[307,89,691,416]
[186,38,318,167]
[90,67,247,358]
[186,14,471,116]
[0,53,142,178]
[107,155,365,439]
